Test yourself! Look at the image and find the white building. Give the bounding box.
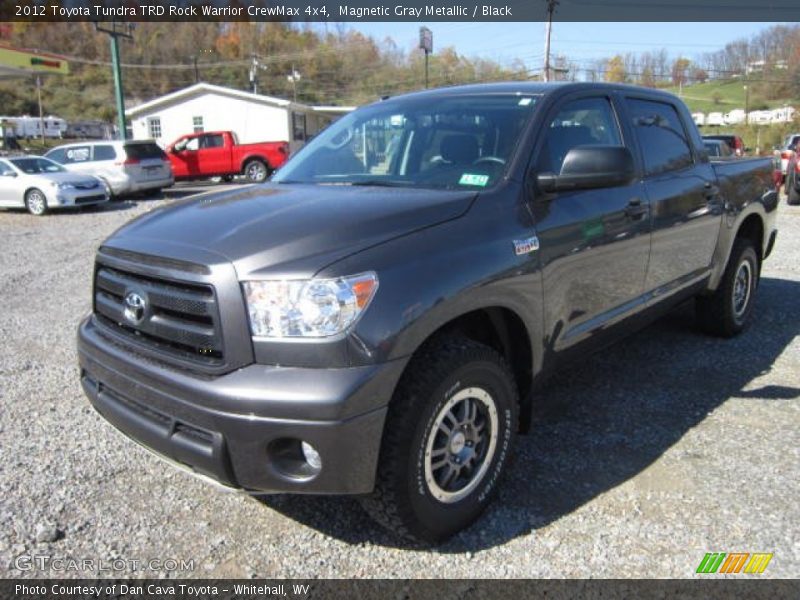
[125,83,355,152]
[691,112,706,127]
[0,115,67,138]
[723,109,746,125]
[748,110,774,125]
[770,106,796,124]
[706,112,725,127]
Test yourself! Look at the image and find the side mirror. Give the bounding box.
[537,146,636,193]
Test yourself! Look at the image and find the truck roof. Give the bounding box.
[381,81,682,104]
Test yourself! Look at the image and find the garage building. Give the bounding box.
[126,82,354,152]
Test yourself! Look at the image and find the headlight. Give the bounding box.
[243,272,378,338]
[50,181,73,190]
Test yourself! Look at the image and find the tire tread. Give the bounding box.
[360,335,518,543]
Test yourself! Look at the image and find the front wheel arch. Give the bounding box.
[396,306,533,432]
[24,187,48,216]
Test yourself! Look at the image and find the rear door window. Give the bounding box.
[93,145,117,161]
[65,146,91,164]
[201,134,224,149]
[626,98,694,176]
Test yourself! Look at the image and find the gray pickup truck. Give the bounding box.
[78,82,778,543]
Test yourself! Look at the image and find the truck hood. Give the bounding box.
[109,183,477,277]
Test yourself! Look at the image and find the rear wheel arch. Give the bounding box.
[240,155,271,171]
[736,214,765,263]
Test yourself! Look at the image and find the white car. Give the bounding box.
[44,140,173,198]
[0,155,109,216]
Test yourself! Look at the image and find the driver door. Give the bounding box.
[530,94,652,356]
[170,136,200,178]
[0,160,21,206]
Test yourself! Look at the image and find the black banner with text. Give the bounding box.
[2,0,800,22]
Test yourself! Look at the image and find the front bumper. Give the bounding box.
[77,315,406,494]
[49,187,109,208]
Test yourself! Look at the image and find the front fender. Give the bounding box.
[323,187,544,375]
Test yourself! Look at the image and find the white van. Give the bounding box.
[45,140,173,197]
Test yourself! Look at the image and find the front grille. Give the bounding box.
[74,181,100,190]
[93,264,224,367]
[76,195,105,204]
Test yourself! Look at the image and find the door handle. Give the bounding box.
[704,182,720,201]
[625,197,647,219]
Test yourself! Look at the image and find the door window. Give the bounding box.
[65,146,91,164]
[626,98,693,176]
[292,112,307,141]
[93,145,117,161]
[0,160,14,176]
[201,134,224,149]
[538,97,622,174]
[45,148,67,164]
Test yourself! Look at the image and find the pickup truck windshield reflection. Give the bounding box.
[273,95,539,190]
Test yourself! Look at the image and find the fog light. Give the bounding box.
[301,441,322,470]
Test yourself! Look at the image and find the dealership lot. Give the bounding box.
[0,189,798,578]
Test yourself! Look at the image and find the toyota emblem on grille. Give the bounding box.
[123,291,147,325]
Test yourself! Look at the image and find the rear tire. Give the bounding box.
[360,336,518,544]
[25,188,47,216]
[243,159,270,183]
[696,238,759,337]
[787,172,800,205]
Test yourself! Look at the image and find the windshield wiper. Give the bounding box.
[345,180,409,187]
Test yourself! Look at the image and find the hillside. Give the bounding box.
[662,80,799,114]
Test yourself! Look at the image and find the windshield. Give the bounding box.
[274,94,539,190]
[10,157,65,174]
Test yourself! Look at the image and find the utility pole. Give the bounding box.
[193,55,199,83]
[95,21,134,140]
[287,65,301,102]
[543,0,558,82]
[419,27,433,89]
[250,55,266,95]
[36,76,45,145]
[744,84,749,125]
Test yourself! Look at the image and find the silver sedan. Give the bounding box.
[0,155,109,216]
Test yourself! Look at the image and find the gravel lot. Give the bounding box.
[1,185,798,579]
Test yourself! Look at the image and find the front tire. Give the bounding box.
[243,159,270,183]
[361,336,518,543]
[696,238,759,337]
[25,188,48,216]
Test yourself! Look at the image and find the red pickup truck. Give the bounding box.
[165,131,289,183]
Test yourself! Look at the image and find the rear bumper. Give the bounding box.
[127,176,174,193]
[77,315,406,494]
[108,175,174,195]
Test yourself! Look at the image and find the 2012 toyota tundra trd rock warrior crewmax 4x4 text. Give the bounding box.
[78,83,778,543]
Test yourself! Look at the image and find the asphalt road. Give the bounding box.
[0,185,798,578]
